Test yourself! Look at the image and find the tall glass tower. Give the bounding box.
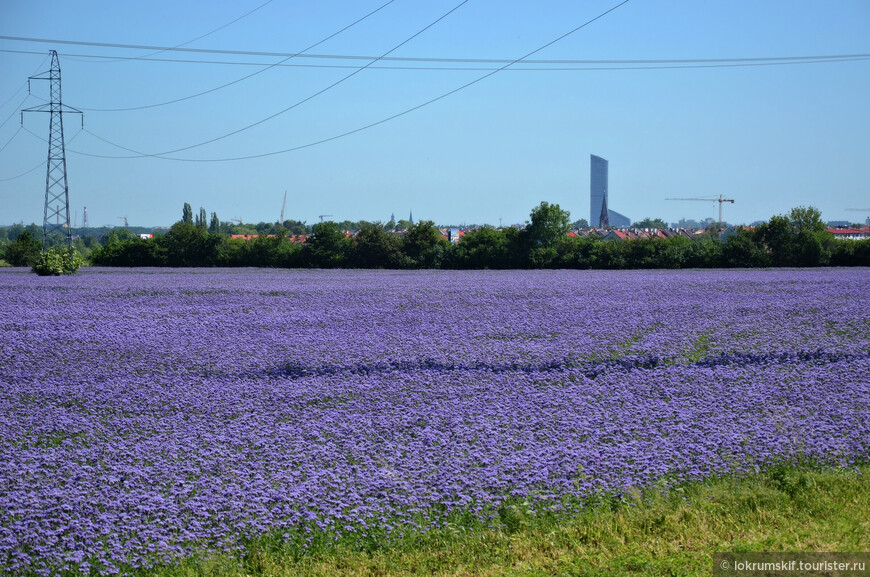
[590,155,608,227]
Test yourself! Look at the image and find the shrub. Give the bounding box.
[31,246,84,276]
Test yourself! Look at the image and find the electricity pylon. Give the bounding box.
[22,50,83,250]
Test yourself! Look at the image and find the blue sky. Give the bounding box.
[1,0,868,228]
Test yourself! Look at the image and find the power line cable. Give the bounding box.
[0,54,49,110]
[71,0,472,159]
[190,0,636,162]
[0,93,33,131]
[5,47,869,70]
[69,0,399,112]
[0,126,82,181]
[8,49,866,72]
[0,126,22,154]
[71,0,276,63]
[0,82,29,111]
[72,0,634,162]
[0,160,42,181]
[5,34,869,66]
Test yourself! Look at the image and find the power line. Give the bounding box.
[0,54,49,109]
[7,49,864,72]
[69,0,472,159]
[0,81,29,111]
[4,35,869,67]
[1,125,82,182]
[0,93,33,131]
[0,159,43,182]
[62,0,275,67]
[72,0,634,163]
[65,0,399,112]
[128,0,275,61]
[0,126,22,154]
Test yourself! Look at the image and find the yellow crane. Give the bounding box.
[666,195,735,230]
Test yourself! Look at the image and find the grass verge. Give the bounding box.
[139,463,870,577]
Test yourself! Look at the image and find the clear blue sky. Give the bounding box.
[1,0,868,228]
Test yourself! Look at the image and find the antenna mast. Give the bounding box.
[22,50,83,250]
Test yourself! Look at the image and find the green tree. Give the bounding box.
[3,230,42,266]
[525,202,571,249]
[101,228,136,246]
[757,215,794,266]
[306,221,349,267]
[89,237,165,267]
[450,226,518,269]
[790,206,834,266]
[182,203,193,224]
[721,228,767,267]
[789,206,826,235]
[657,235,693,269]
[281,219,308,235]
[351,223,402,268]
[403,220,446,268]
[756,206,833,267]
[554,235,599,269]
[195,207,207,228]
[684,234,724,268]
[162,221,222,266]
[591,239,628,269]
[521,201,570,267]
[830,238,870,266]
[209,212,220,234]
[239,230,302,268]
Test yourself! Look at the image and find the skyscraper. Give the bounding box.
[590,155,608,227]
[590,154,630,227]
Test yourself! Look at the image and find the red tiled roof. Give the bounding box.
[828,228,870,235]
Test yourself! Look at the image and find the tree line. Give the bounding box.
[2,202,868,269]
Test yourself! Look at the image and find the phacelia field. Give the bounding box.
[1,268,868,574]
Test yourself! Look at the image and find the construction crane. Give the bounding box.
[230,218,243,224]
[318,214,333,222]
[666,194,735,230]
[280,191,287,223]
[117,216,129,227]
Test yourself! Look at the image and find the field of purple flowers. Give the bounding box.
[1,267,868,575]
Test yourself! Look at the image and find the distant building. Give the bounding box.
[590,154,630,227]
[608,210,631,228]
[671,217,715,229]
[590,155,608,227]
[827,227,870,240]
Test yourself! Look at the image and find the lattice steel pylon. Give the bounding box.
[22,50,82,250]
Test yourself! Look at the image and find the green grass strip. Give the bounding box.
[122,464,870,576]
